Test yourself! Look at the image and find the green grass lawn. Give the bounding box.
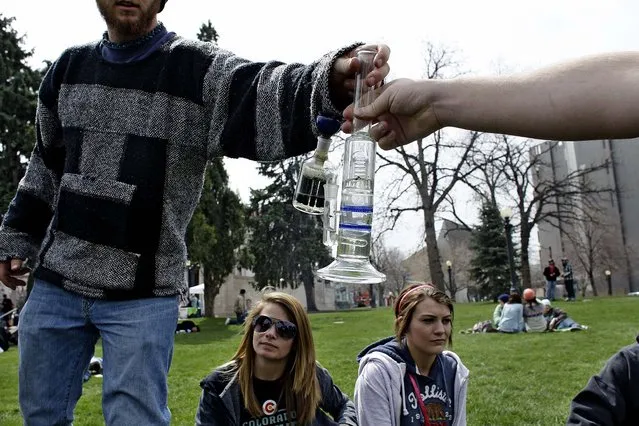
[1,296,637,425]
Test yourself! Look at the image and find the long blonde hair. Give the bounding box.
[231,292,321,424]
[394,283,454,347]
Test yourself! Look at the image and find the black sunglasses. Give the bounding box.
[252,315,297,340]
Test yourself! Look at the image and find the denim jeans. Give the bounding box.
[556,317,578,330]
[564,279,576,300]
[18,279,179,426]
[546,280,557,300]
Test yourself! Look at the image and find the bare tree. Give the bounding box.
[563,198,629,296]
[376,43,484,291]
[371,238,409,304]
[464,137,611,289]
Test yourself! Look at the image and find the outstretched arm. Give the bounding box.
[203,43,389,161]
[343,51,639,149]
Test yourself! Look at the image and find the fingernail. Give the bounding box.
[376,59,383,67]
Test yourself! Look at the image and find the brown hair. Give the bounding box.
[394,284,454,347]
[231,292,320,424]
[508,293,522,304]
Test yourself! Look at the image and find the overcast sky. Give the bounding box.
[3,0,639,257]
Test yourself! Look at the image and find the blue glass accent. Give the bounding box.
[341,205,374,213]
[339,223,372,231]
[316,115,342,137]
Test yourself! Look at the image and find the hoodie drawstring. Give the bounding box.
[401,369,409,416]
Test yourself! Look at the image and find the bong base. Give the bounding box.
[316,257,386,284]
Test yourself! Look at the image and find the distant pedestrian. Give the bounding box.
[543,259,561,301]
[225,289,248,325]
[562,258,576,301]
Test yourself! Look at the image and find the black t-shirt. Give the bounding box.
[239,377,297,426]
[400,356,455,426]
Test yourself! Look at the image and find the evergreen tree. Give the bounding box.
[0,15,45,214]
[184,22,245,317]
[197,20,219,45]
[246,158,332,312]
[469,202,514,298]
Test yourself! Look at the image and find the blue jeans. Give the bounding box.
[19,279,179,426]
[556,317,578,330]
[546,280,556,300]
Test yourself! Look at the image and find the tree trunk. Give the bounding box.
[424,210,445,291]
[376,284,386,307]
[203,270,219,317]
[588,271,598,296]
[587,251,598,297]
[368,284,377,308]
[302,267,318,312]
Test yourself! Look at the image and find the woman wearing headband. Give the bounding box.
[196,292,357,426]
[354,284,469,426]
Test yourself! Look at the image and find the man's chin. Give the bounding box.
[111,20,147,40]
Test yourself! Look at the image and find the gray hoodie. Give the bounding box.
[354,337,469,426]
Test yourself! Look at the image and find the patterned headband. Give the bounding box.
[395,284,434,316]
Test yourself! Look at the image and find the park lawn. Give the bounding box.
[0,296,637,425]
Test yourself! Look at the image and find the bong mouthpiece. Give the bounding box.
[316,115,342,138]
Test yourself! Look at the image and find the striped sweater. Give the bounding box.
[0,34,356,300]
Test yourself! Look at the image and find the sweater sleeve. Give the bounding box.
[566,345,638,425]
[0,55,68,262]
[201,43,361,162]
[354,360,397,426]
[493,305,503,327]
[195,390,225,426]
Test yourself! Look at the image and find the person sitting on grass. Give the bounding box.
[196,292,356,425]
[497,293,525,333]
[541,299,588,331]
[493,293,510,329]
[354,283,469,425]
[522,288,547,333]
[459,293,509,334]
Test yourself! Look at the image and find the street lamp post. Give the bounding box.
[446,260,453,291]
[605,270,612,296]
[500,207,518,294]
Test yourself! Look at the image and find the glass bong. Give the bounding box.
[293,48,386,284]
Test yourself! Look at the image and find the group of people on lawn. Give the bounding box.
[467,288,588,334]
[494,288,587,333]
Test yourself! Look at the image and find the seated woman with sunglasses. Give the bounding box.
[196,292,357,426]
[354,284,469,426]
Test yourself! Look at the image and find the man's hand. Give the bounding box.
[0,258,30,290]
[341,78,442,150]
[330,44,390,110]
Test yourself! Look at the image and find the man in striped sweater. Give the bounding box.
[0,0,390,424]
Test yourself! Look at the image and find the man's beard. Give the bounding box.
[97,1,158,41]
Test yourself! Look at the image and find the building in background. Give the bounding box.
[401,219,473,302]
[532,139,639,295]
